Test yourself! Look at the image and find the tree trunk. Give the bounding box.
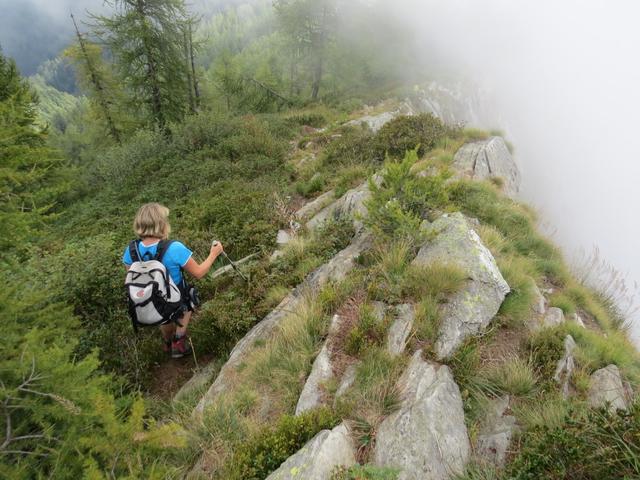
[71,13,120,143]
[183,29,195,113]
[188,22,200,107]
[136,0,165,129]
[310,6,328,101]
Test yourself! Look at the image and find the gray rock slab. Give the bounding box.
[588,364,628,413]
[266,423,356,480]
[387,304,415,357]
[553,335,577,399]
[453,137,521,197]
[173,361,219,404]
[476,396,517,468]
[193,234,372,420]
[373,351,470,480]
[543,307,565,328]
[296,314,347,415]
[570,313,586,328]
[307,182,370,234]
[296,344,333,415]
[413,213,510,359]
[335,363,358,399]
[531,280,546,315]
[295,190,336,221]
[277,230,292,246]
[344,101,415,133]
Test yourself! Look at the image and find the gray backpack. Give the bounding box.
[125,240,184,331]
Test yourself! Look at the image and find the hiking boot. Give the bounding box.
[171,335,192,359]
[162,339,172,354]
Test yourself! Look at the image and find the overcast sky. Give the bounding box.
[386,0,640,339]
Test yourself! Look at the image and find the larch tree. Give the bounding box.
[91,0,196,130]
[274,0,337,100]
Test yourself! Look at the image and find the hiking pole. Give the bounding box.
[212,241,249,282]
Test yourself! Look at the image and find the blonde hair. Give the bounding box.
[133,203,171,239]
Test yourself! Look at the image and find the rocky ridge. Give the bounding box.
[183,104,636,479]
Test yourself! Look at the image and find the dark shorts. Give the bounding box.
[178,281,198,312]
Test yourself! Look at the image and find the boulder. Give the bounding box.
[277,230,292,247]
[266,423,356,480]
[543,307,565,328]
[553,335,576,399]
[307,182,370,234]
[475,396,517,468]
[412,213,510,359]
[588,365,628,413]
[452,137,521,197]
[373,351,470,479]
[193,234,372,419]
[387,304,415,357]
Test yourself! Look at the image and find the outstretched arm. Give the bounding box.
[183,242,224,279]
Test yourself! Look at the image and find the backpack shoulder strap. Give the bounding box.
[155,240,175,263]
[128,240,141,263]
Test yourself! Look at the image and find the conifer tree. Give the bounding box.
[0,50,70,257]
[274,0,337,100]
[92,0,195,129]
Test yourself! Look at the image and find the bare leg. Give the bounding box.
[160,323,175,341]
[175,310,192,337]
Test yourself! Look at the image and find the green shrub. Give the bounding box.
[222,407,341,480]
[322,127,378,167]
[523,326,567,380]
[344,303,389,356]
[375,113,452,158]
[366,149,451,242]
[508,403,640,479]
[296,173,327,197]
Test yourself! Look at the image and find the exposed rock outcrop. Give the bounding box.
[531,281,546,315]
[266,423,356,480]
[588,365,629,413]
[413,213,510,359]
[344,101,415,133]
[373,351,470,480]
[387,304,415,357]
[193,234,371,419]
[453,137,520,197]
[296,314,347,415]
[335,363,358,400]
[475,396,517,468]
[295,190,336,221]
[307,181,371,234]
[542,307,565,328]
[553,335,576,399]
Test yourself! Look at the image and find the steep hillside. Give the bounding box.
[156,103,640,480]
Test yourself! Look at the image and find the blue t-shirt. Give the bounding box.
[123,240,192,285]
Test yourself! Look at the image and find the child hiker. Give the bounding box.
[123,203,223,358]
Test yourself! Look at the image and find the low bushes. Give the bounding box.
[222,408,341,480]
[508,403,640,479]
